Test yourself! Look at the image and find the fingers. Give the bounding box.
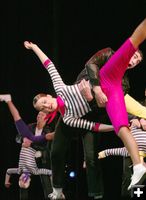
[97,102,106,108]
[96,97,106,107]
[24,41,32,49]
[95,93,108,106]
[140,118,146,130]
[78,79,91,93]
[79,79,90,89]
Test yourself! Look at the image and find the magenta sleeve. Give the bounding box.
[92,123,100,132]
[43,59,52,68]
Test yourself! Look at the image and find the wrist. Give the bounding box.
[92,123,100,132]
[32,44,38,50]
[87,95,93,102]
[93,85,101,92]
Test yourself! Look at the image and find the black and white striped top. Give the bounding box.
[6,147,52,176]
[103,126,146,157]
[45,60,97,131]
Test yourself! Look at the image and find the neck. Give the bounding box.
[36,123,43,130]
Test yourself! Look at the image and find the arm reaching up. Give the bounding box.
[0,94,46,142]
[24,41,49,64]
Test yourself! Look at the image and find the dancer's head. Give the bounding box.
[19,173,31,189]
[33,93,58,113]
[127,49,143,69]
[36,111,48,126]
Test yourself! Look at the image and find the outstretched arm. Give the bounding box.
[125,94,146,121]
[98,147,129,159]
[24,41,64,92]
[63,115,114,133]
[5,168,19,188]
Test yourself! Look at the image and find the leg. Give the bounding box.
[130,18,146,49]
[39,175,53,199]
[36,143,53,198]
[99,39,136,86]
[51,117,70,188]
[82,131,103,199]
[121,157,132,198]
[105,89,146,189]
[49,116,73,199]
[118,127,140,166]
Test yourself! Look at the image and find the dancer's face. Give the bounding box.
[36,111,47,122]
[19,174,31,189]
[127,51,142,69]
[34,95,58,113]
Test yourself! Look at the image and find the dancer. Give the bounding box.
[0,95,53,199]
[23,43,118,200]
[27,111,55,199]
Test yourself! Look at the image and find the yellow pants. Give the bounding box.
[124,94,146,119]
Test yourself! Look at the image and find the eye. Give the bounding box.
[42,100,47,104]
[40,107,45,112]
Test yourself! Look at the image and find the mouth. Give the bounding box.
[49,104,52,110]
[128,63,132,67]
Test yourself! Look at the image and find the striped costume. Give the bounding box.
[44,59,98,131]
[6,146,52,176]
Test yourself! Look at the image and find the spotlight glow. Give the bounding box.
[69,171,75,178]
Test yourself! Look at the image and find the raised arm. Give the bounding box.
[0,94,46,142]
[24,41,64,91]
[63,115,114,133]
[24,41,48,64]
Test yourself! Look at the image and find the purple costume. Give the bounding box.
[15,119,46,142]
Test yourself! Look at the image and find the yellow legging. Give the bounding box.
[124,94,146,119]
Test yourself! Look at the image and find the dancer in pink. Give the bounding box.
[97,19,146,189]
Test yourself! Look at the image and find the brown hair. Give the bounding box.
[137,49,143,60]
[33,93,47,108]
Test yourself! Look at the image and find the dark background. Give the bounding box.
[1,0,146,199]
